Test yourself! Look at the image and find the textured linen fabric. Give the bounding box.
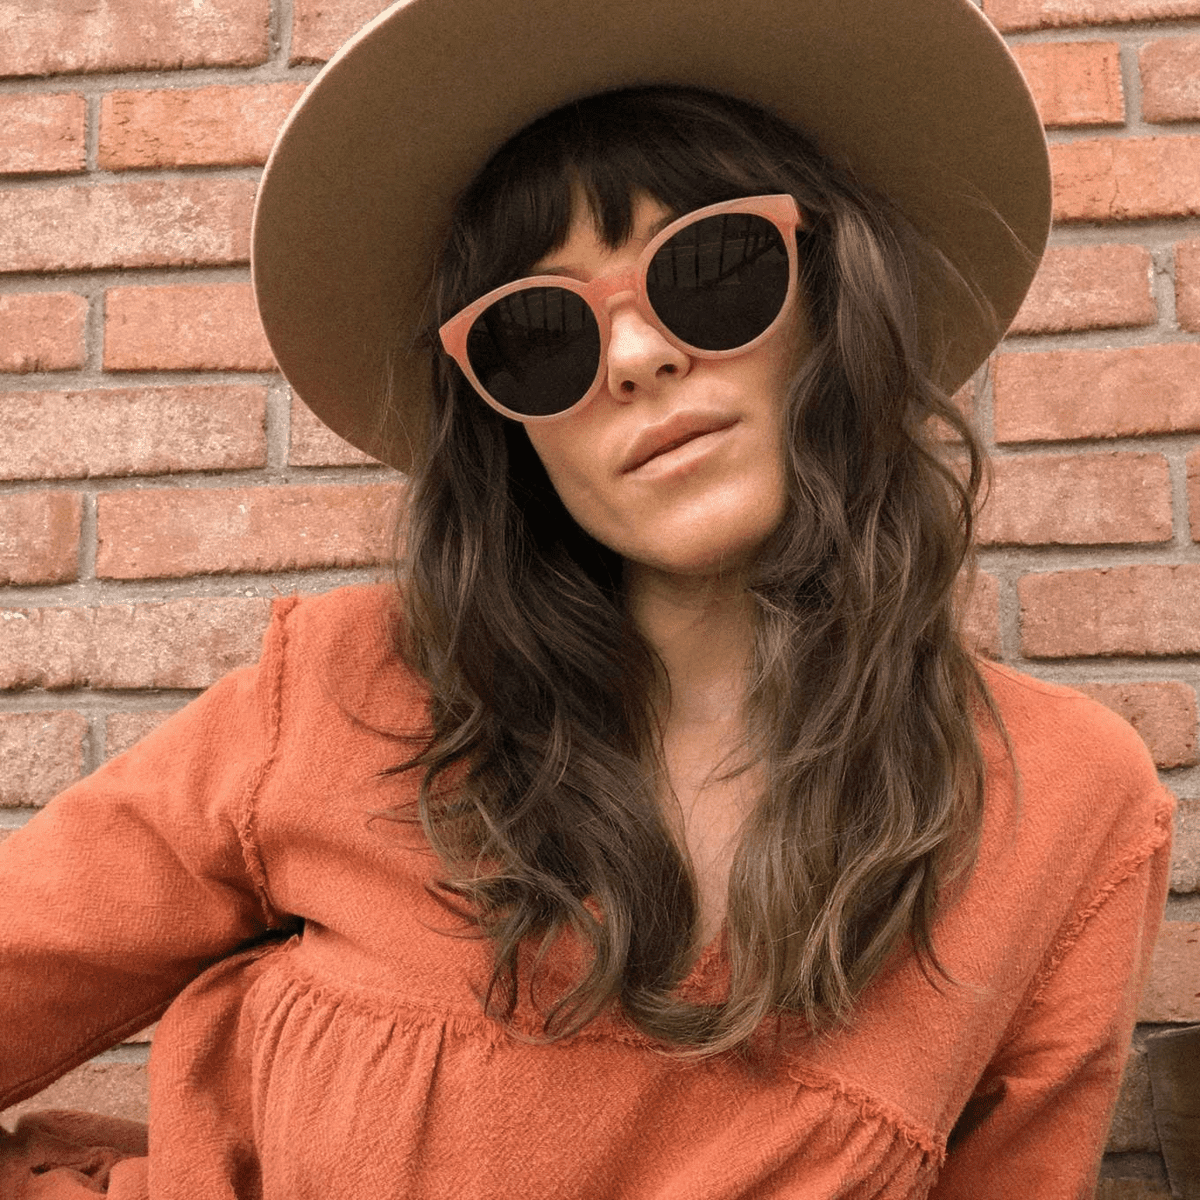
[0,584,1174,1199]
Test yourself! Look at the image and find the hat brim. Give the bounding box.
[251,0,1051,472]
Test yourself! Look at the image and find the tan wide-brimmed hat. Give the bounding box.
[251,0,1051,473]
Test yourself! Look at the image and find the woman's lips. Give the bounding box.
[623,424,738,480]
[620,413,738,475]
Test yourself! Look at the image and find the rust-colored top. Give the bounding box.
[0,585,1174,1199]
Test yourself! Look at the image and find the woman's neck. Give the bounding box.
[626,563,755,733]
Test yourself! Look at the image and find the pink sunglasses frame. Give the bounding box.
[437,193,804,423]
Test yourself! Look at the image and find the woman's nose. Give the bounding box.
[603,301,690,400]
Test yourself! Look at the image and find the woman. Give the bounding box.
[0,0,1174,1196]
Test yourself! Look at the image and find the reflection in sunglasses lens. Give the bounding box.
[467,287,602,416]
[648,214,789,351]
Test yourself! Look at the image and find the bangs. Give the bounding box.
[448,87,800,303]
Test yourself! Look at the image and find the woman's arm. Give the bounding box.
[932,793,1173,1199]
[0,640,287,1112]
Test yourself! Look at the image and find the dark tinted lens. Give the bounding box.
[646,213,790,352]
[465,286,600,417]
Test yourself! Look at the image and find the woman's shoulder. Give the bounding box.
[975,658,1173,863]
[270,580,400,647]
[979,659,1155,779]
[265,581,430,735]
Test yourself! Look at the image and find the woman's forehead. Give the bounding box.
[529,191,672,276]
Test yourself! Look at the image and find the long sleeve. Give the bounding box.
[0,610,290,1112]
[931,790,1174,1199]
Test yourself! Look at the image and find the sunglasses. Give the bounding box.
[438,194,804,422]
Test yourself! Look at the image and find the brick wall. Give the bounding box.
[0,0,1196,1192]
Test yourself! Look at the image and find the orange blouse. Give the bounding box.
[0,585,1173,1199]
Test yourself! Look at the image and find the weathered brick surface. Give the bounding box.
[1140,37,1200,123]
[0,292,88,374]
[104,284,276,372]
[106,711,179,760]
[0,1062,147,1126]
[1009,245,1154,336]
[1010,42,1124,128]
[1171,798,1199,892]
[0,712,87,807]
[289,394,381,466]
[1139,922,1200,1022]
[985,0,1200,30]
[0,492,82,585]
[0,93,86,175]
[1051,138,1200,223]
[1175,240,1200,332]
[1,386,267,480]
[1184,448,1200,539]
[96,484,399,579]
[0,180,255,274]
[978,453,1170,546]
[291,0,392,63]
[1076,683,1198,769]
[1020,565,1200,657]
[99,84,306,170]
[993,345,1200,443]
[1095,1181,1171,1199]
[0,599,272,692]
[0,0,269,77]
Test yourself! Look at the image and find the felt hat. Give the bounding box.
[251,0,1051,472]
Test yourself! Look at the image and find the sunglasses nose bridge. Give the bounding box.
[590,269,638,314]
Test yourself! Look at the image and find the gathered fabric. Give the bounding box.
[0,585,1173,1199]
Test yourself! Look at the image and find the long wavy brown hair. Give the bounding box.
[386,86,1005,1057]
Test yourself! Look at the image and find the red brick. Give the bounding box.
[106,710,177,760]
[0,93,86,175]
[978,453,1170,546]
[1184,448,1200,538]
[1010,42,1125,128]
[0,1062,147,1126]
[291,0,391,63]
[960,570,1000,658]
[99,83,305,170]
[1175,240,1200,332]
[0,292,87,373]
[1009,245,1154,336]
[1171,797,1199,892]
[1140,37,1200,123]
[0,179,255,274]
[993,345,1200,444]
[1076,683,1198,768]
[1020,565,1200,657]
[986,0,1200,31]
[0,0,269,77]
[289,393,380,466]
[0,711,87,807]
[1,386,267,480]
[0,492,82,585]
[104,284,275,372]
[96,483,399,579]
[1051,137,1200,223]
[0,598,271,691]
[1139,922,1200,1023]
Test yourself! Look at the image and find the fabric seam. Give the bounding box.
[1003,788,1174,1039]
[234,595,300,931]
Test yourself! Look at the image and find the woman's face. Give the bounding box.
[523,192,805,584]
